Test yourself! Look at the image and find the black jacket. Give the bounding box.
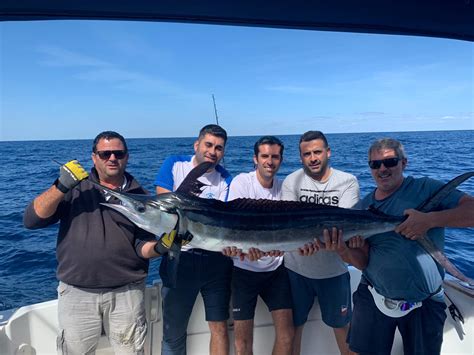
[24,168,156,288]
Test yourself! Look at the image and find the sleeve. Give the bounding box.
[154,156,176,191]
[281,175,298,201]
[228,174,249,201]
[426,178,465,210]
[215,165,233,201]
[23,199,62,229]
[339,176,361,208]
[134,228,157,258]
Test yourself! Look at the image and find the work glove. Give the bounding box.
[56,160,89,193]
[154,230,177,255]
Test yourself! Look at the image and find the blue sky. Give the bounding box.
[1,20,473,141]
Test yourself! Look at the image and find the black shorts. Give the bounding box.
[232,264,293,320]
[348,283,447,355]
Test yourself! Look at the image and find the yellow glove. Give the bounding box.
[160,229,178,248]
[154,230,190,254]
[56,160,89,193]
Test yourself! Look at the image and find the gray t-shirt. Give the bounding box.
[282,167,360,279]
[358,176,464,302]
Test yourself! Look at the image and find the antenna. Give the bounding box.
[212,94,219,125]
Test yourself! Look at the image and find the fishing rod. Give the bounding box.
[211,94,225,166]
[212,94,219,125]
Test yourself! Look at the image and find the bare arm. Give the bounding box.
[140,240,162,258]
[33,185,66,219]
[337,237,369,270]
[396,195,474,239]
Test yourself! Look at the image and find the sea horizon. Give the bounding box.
[1,128,472,143]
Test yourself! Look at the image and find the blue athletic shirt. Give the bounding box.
[154,155,232,201]
[357,176,464,302]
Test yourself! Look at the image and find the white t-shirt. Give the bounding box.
[228,170,283,272]
[282,167,360,279]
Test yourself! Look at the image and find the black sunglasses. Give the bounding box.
[368,157,400,169]
[96,150,127,160]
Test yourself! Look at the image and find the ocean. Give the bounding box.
[0,130,473,311]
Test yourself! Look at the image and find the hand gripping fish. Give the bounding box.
[92,163,474,286]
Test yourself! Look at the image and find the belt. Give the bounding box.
[368,285,422,318]
[362,279,443,318]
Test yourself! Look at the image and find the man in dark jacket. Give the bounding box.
[24,131,165,355]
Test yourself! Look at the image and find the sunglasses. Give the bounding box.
[368,157,400,169]
[96,150,127,160]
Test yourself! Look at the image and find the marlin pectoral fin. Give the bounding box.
[165,251,181,289]
[163,233,186,288]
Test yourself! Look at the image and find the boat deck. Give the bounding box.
[1,268,473,354]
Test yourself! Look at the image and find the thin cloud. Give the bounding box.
[37,45,111,67]
[265,85,315,94]
[75,68,183,94]
[358,112,386,116]
[37,45,184,95]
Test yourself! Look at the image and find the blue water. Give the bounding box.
[1,131,473,311]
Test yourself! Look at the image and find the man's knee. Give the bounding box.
[234,336,252,354]
[234,320,253,354]
[57,328,100,355]
[109,320,147,354]
[209,320,228,336]
[161,332,187,355]
[273,309,295,341]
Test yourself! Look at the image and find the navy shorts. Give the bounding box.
[160,249,233,322]
[287,269,351,328]
[347,283,447,355]
[232,264,293,320]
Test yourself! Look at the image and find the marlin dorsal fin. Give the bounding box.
[176,161,214,195]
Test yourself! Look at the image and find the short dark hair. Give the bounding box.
[254,135,284,158]
[92,131,128,153]
[299,130,329,150]
[198,124,228,145]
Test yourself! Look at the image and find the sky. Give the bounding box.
[1,20,473,141]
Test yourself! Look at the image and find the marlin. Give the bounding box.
[94,163,474,285]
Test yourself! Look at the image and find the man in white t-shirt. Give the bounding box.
[223,136,294,355]
[154,124,233,355]
[282,130,360,355]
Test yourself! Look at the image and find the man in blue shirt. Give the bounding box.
[347,138,474,355]
[154,124,233,355]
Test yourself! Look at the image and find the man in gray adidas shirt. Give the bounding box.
[282,130,360,355]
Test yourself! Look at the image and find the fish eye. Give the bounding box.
[136,205,146,213]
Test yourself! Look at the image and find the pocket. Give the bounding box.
[109,320,147,352]
[57,282,72,297]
